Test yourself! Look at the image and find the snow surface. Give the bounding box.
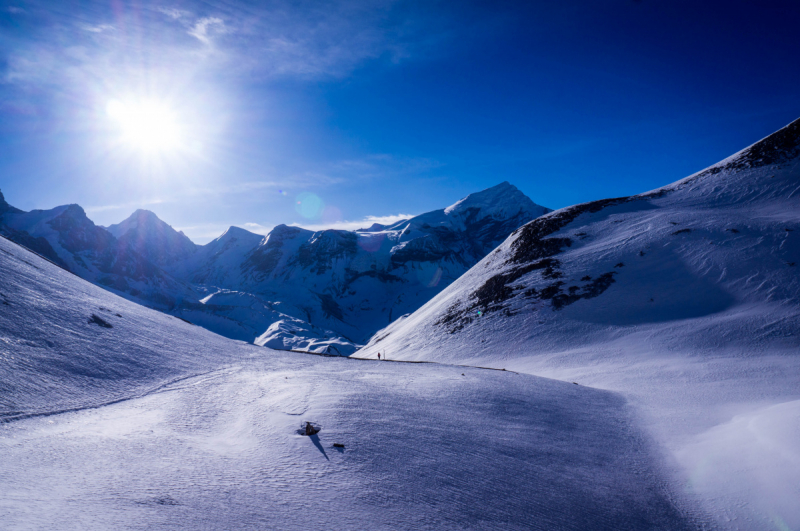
[358,120,800,530]
[0,234,698,529]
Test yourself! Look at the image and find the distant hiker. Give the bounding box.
[377,352,381,360]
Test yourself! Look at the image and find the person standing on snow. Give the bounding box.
[377,352,381,360]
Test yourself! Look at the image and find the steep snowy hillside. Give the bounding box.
[0,193,194,309]
[171,182,549,351]
[0,234,698,529]
[359,118,800,529]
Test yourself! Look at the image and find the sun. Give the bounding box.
[106,99,181,152]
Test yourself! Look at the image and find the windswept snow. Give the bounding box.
[0,234,697,529]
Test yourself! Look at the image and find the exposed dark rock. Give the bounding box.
[672,229,692,235]
[295,230,358,275]
[682,117,800,185]
[316,293,344,321]
[390,235,454,266]
[88,314,113,328]
[344,268,404,289]
[243,225,306,279]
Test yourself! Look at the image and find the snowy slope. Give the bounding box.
[358,118,800,529]
[0,234,698,529]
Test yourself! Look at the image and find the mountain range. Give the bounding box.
[0,182,549,354]
[2,116,799,528]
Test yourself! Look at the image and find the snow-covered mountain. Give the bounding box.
[0,182,548,354]
[0,193,194,309]
[106,209,197,267]
[358,118,800,528]
[0,233,695,529]
[167,182,549,352]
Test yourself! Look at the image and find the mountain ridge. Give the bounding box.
[0,182,549,354]
[356,117,800,528]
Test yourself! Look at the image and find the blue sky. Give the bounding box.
[2,0,800,243]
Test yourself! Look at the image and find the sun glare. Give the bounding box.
[106,99,181,152]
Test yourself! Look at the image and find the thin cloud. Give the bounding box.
[80,23,114,33]
[158,7,190,20]
[3,0,460,96]
[188,16,225,45]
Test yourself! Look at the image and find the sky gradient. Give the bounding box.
[2,0,800,243]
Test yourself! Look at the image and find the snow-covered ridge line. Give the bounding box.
[357,116,800,529]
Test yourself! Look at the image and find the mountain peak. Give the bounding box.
[444,181,549,220]
[107,209,165,237]
[211,226,264,247]
[107,209,196,266]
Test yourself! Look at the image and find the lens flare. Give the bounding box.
[295,192,325,219]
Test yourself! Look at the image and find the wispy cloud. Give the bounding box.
[157,7,190,21]
[188,16,226,45]
[79,23,114,33]
[3,0,456,97]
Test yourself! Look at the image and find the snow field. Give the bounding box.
[0,235,695,529]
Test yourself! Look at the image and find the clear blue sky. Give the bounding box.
[2,0,800,243]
